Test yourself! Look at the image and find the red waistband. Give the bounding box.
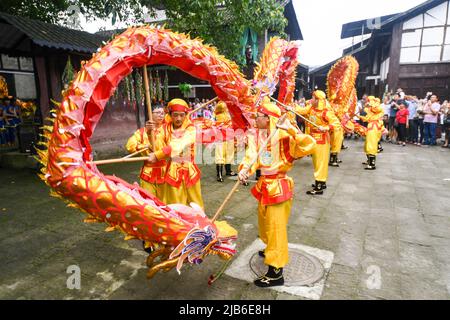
[261,173,287,179]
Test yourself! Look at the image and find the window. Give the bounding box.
[19,57,34,71]
[400,1,450,63]
[400,47,420,63]
[420,46,442,62]
[401,29,422,47]
[1,54,19,70]
[443,45,450,60]
[422,27,444,45]
[403,15,423,29]
[424,2,447,27]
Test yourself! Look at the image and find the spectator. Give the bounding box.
[3,97,20,147]
[203,107,212,119]
[388,94,400,143]
[381,96,391,141]
[396,88,406,100]
[439,100,448,144]
[423,95,441,146]
[357,94,368,127]
[416,99,426,145]
[406,95,418,144]
[395,101,409,146]
[442,105,450,148]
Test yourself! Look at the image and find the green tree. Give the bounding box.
[0,0,154,25]
[1,0,287,64]
[151,0,287,64]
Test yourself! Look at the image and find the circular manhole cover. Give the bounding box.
[249,248,325,287]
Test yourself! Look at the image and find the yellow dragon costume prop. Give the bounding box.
[38,26,302,281]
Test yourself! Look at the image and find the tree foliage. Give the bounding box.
[151,0,288,64]
[0,0,153,25]
[1,0,288,63]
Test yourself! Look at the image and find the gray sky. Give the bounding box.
[293,0,427,67]
[81,0,428,68]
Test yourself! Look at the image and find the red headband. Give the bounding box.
[169,104,190,113]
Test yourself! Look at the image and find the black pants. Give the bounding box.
[397,123,407,143]
[418,119,424,143]
[408,119,418,143]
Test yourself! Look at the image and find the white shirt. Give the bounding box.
[381,103,391,116]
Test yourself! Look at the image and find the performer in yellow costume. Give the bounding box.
[125,107,166,199]
[238,99,316,287]
[328,103,345,167]
[295,90,342,195]
[147,98,204,209]
[358,96,385,170]
[214,101,237,182]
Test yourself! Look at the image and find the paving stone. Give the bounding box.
[1,140,450,299]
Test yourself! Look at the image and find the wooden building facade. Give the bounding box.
[310,0,450,100]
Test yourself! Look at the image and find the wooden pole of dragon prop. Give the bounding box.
[269,96,321,129]
[188,97,219,116]
[142,65,156,152]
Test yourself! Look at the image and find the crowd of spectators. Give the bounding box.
[351,89,449,149]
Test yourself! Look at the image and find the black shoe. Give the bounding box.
[306,189,324,195]
[330,163,339,167]
[362,155,369,165]
[143,241,154,254]
[307,181,325,195]
[254,275,284,287]
[225,164,237,176]
[378,143,384,153]
[254,266,284,288]
[258,250,265,258]
[311,183,327,189]
[365,155,376,170]
[329,153,339,167]
[255,170,261,181]
[216,164,224,182]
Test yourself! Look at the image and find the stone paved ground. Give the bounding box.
[0,139,449,300]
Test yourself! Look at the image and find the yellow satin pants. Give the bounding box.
[162,180,204,209]
[330,130,344,154]
[215,140,235,165]
[364,129,381,156]
[140,179,164,200]
[312,143,330,182]
[258,199,292,269]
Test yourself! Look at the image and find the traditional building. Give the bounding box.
[0,12,142,159]
[310,0,450,100]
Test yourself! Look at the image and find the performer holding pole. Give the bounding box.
[328,103,345,167]
[238,98,316,287]
[143,66,156,149]
[214,101,237,182]
[146,98,204,209]
[358,96,385,170]
[294,90,342,195]
[125,106,166,198]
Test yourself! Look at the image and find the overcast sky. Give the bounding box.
[81,0,429,68]
[293,0,427,67]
